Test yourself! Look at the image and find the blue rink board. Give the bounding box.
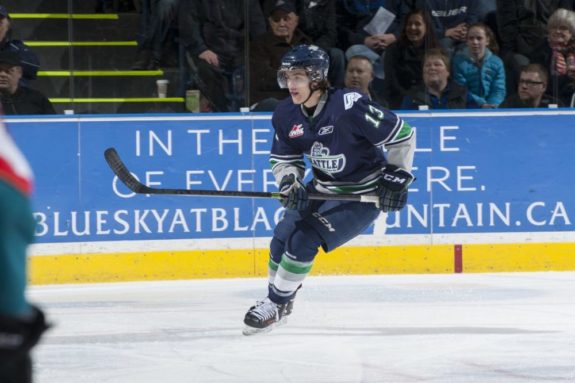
[8,111,575,244]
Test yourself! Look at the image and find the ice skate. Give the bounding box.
[242,298,288,336]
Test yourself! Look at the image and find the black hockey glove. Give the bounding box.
[377,165,414,212]
[278,174,309,211]
[0,306,49,382]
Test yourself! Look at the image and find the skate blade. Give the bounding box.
[242,317,287,336]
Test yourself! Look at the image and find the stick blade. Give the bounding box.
[104,148,148,193]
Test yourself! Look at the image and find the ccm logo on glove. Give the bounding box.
[381,173,410,187]
[377,165,414,212]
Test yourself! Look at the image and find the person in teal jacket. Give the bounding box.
[452,23,506,108]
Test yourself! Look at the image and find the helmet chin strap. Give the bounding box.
[300,82,320,106]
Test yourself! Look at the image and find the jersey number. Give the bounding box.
[365,105,384,128]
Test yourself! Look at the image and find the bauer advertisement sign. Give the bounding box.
[8,111,575,244]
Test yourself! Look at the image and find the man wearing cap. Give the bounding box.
[262,0,346,88]
[249,0,313,109]
[0,51,55,115]
[0,5,40,82]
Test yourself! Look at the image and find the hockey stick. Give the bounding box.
[104,148,380,204]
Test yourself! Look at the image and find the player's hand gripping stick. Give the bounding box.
[377,165,414,212]
[278,174,309,211]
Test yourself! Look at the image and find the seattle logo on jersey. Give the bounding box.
[307,142,346,176]
[344,92,362,110]
[288,123,304,138]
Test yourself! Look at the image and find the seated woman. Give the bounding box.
[529,8,575,105]
[383,9,439,108]
[451,23,506,108]
[401,48,478,110]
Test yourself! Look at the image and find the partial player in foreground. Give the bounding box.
[0,111,48,382]
[243,45,415,335]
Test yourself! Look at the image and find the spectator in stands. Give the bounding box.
[345,55,388,107]
[383,9,439,108]
[401,48,478,109]
[249,0,313,110]
[131,0,180,70]
[261,0,345,87]
[529,8,575,105]
[399,0,479,57]
[292,0,346,87]
[0,52,55,115]
[496,0,575,91]
[452,23,506,108]
[501,63,563,107]
[179,0,266,112]
[336,0,402,80]
[0,6,40,83]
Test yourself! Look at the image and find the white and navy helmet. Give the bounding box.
[277,44,330,89]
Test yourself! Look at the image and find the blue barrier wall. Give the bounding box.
[8,111,575,284]
[10,111,574,244]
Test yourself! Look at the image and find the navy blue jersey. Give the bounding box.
[270,88,413,194]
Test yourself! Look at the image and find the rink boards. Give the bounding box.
[8,110,575,284]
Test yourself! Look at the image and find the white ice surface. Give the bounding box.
[30,272,575,383]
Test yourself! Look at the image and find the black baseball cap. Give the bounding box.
[0,51,21,67]
[268,0,296,16]
[0,5,9,19]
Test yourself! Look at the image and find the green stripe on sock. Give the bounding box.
[279,257,313,275]
[268,259,279,271]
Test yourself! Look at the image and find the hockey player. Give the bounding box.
[243,45,415,335]
[0,113,48,382]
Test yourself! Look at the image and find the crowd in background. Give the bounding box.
[5,0,575,114]
[167,0,575,113]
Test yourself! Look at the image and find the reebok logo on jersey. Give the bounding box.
[318,125,334,135]
[343,92,362,110]
[288,124,304,138]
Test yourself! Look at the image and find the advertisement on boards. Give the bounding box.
[8,111,574,245]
